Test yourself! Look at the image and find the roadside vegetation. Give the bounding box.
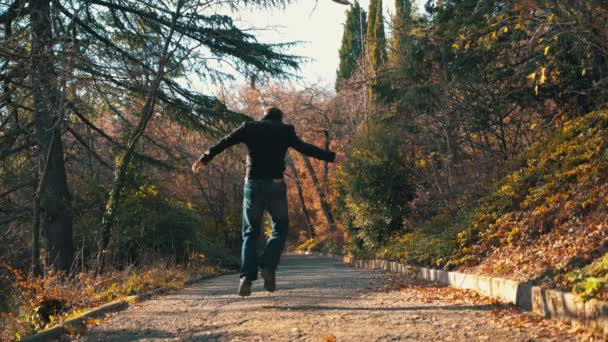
[1,255,224,341]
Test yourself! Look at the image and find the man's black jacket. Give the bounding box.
[199,119,336,180]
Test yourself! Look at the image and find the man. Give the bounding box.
[192,107,336,296]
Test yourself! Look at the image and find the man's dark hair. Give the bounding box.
[261,107,283,122]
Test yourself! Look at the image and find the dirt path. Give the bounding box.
[78,254,585,341]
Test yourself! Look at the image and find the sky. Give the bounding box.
[195,0,428,94]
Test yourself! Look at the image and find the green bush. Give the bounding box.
[381,218,461,268]
[333,122,415,251]
[112,184,202,264]
[197,240,240,269]
[71,173,239,269]
[565,253,608,301]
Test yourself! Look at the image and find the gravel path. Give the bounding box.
[78,254,585,341]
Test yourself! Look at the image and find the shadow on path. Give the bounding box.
[260,304,499,312]
[80,254,574,341]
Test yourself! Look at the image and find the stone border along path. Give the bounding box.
[73,254,585,341]
[295,251,608,337]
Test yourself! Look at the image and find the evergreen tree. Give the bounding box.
[367,0,388,103]
[391,0,413,64]
[367,0,388,71]
[336,2,367,89]
[367,0,378,40]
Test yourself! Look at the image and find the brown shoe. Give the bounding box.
[238,278,252,297]
[261,269,276,292]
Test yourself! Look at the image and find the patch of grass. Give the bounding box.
[380,227,459,268]
[376,197,476,269]
[563,253,608,301]
[295,236,344,256]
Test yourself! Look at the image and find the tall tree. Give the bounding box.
[100,0,186,256]
[367,0,378,39]
[30,0,74,272]
[367,0,387,69]
[336,1,367,89]
[286,155,316,238]
[367,0,388,103]
[390,0,413,64]
[299,155,338,233]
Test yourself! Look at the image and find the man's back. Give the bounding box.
[198,118,335,180]
[241,120,293,180]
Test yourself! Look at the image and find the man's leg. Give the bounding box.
[262,180,289,279]
[241,180,264,282]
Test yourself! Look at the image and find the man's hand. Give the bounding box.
[192,160,204,174]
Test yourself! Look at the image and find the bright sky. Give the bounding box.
[196,0,427,94]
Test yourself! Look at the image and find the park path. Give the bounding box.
[77,254,584,341]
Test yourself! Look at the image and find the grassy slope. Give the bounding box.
[383,110,608,300]
[454,110,608,298]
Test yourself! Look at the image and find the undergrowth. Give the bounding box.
[0,253,223,341]
[449,111,608,280]
[562,252,608,301]
[296,236,345,256]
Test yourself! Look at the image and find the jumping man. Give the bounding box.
[192,107,336,296]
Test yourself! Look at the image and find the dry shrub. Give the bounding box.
[0,252,218,341]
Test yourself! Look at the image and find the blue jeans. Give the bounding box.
[241,178,289,280]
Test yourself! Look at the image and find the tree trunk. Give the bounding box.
[322,130,330,195]
[30,0,74,272]
[286,155,315,238]
[31,128,55,276]
[100,0,183,255]
[32,180,41,276]
[300,155,337,232]
[100,81,166,252]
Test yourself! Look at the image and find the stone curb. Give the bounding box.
[21,271,234,342]
[293,251,607,336]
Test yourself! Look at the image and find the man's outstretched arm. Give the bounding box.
[288,125,336,162]
[193,123,247,173]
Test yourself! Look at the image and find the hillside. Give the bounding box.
[376,111,608,302]
[454,110,608,298]
[386,111,608,300]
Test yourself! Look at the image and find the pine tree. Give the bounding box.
[336,2,367,89]
[391,0,413,64]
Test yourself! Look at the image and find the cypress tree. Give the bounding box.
[367,0,388,103]
[372,0,388,68]
[391,0,413,64]
[336,2,367,89]
[367,0,378,42]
